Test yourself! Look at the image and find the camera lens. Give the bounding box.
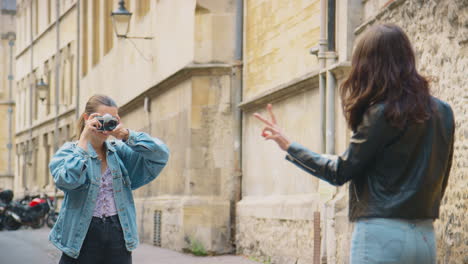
[105,120,118,131]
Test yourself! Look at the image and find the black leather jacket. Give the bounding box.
[286,97,454,221]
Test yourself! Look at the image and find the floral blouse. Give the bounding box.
[92,168,118,218]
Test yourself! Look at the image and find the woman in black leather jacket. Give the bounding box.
[254,24,454,264]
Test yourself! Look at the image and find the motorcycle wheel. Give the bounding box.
[4,215,21,230]
[31,217,45,229]
[46,212,58,228]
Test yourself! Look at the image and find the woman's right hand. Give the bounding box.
[253,104,292,151]
[78,113,101,150]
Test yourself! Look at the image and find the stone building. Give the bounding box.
[237,0,467,263]
[0,0,16,190]
[237,0,358,263]
[14,0,241,255]
[80,0,241,254]
[14,0,78,198]
[11,0,466,263]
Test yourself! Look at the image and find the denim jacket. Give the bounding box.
[48,130,169,258]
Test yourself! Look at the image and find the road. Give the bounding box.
[0,227,260,264]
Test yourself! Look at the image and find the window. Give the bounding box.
[43,133,50,186]
[92,0,101,66]
[44,60,51,115]
[137,0,150,17]
[104,0,114,55]
[60,51,67,105]
[82,0,88,76]
[47,0,52,25]
[68,53,74,104]
[34,0,39,36]
[50,56,56,110]
[33,72,38,121]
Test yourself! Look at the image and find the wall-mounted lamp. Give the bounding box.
[111,0,153,40]
[36,78,48,102]
[36,78,68,106]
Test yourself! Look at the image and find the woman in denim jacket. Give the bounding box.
[49,95,169,264]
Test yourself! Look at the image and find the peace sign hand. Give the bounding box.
[253,104,292,151]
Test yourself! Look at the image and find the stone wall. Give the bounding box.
[237,0,359,262]
[237,216,315,264]
[356,0,468,263]
[120,67,237,254]
[243,0,321,99]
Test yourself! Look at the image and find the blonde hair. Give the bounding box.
[76,94,118,139]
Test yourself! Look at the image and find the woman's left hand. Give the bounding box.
[253,104,292,151]
[108,117,130,141]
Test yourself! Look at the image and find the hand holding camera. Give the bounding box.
[95,114,119,131]
[81,113,128,141]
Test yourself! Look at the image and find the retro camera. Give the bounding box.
[96,114,119,131]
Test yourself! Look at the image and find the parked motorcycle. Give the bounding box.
[0,190,14,230]
[3,194,50,230]
[43,195,58,228]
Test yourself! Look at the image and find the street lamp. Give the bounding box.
[36,78,67,106]
[111,0,132,38]
[36,78,48,102]
[111,0,152,40]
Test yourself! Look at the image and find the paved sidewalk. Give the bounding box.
[133,243,260,264]
[0,227,260,264]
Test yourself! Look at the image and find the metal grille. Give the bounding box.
[153,210,162,247]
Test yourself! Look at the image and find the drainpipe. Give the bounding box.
[325,0,337,155]
[325,71,336,154]
[75,0,80,120]
[26,0,34,193]
[308,0,328,263]
[314,1,328,262]
[54,0,60,153]
[51,0,61,206]
[318,0,327,154]
[7,35,16,177]
[231,0,243,251]
[313,0,337,263]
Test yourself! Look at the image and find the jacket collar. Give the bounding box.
[85,140,116,159]
[105,140,117,153]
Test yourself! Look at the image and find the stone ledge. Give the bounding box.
[237,194,326,220]
[119,63,233,115]
[15,106,76,137]
[239,61,351,112]
[238,69,320,112]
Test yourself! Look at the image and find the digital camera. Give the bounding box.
[96,114,119,131]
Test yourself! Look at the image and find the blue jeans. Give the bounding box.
[350,218,436,264]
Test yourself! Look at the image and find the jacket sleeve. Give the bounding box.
[49,142,90,191]
[285,105,396,186]
[117,130,170,190]
[440,106,455,200]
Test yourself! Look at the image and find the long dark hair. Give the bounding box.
[76,94,118,139]
[340,24,433,131]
